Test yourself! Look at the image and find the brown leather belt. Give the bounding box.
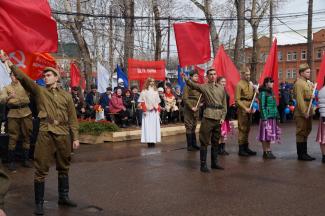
[7,104,29,109]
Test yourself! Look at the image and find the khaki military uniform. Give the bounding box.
[235,80,254,145]
[10,65,79,182]
[0,82,33,151]
[182,84,201,134]
[0,167,10,209]
[293,77,314,142]
[185,80,227,147]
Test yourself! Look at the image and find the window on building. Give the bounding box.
[316,49,322,59]
[278,51,283,61]
[301,50,307,60]
[287,52,292,61]
[292,69,297,79]
[278,69,282,79]
[286,69,291,79]
[292,51,297,60]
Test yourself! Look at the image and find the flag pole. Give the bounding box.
[307,83,317,115]
[195,94,202,109]
[249,84,260,109]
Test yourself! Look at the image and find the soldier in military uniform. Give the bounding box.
[293,63,315,161]
[235,67,257,157]
[0,167,10,216]
[182,69,201,151]
[0,72,33,171]
[183,68,227,172]
[1,53,80,215]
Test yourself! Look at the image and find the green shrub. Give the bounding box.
[79,121,120,135]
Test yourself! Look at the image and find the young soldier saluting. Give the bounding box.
[182,68,227,173]
[1,52,80,215]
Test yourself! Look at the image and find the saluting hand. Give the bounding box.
[192,107,198,112]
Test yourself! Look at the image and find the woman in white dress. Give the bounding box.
[138,77,161,147]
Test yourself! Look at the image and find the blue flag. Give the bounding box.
[177,65,190,91]
[116,65,128,88]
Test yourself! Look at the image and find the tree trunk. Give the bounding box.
[109,5,114,79]
[152,0,162,60]
[307,0,313,76]
[269,0,273,50]
[122,0,135,74]
[234,0,245,69]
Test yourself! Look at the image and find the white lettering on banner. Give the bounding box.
[9,51,26,68]
[136,68,157,74]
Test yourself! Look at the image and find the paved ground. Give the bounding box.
[3,121,325,216]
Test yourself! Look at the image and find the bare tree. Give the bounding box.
[152,0,162,60]
[307,0,313,75]
[53,0,93,89]
[190,0,219,56]
[245,0,270,82]
[120,0,135,73]
[234,0,245,68]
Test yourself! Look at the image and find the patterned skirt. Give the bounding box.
[257,119,281,143]
[316,118,325,145]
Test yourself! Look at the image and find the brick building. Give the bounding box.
[245,29,325,83]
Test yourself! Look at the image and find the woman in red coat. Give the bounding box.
[109,88,129,128]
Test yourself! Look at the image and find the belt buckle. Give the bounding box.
[53,120,59,125]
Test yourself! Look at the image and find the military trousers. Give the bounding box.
[8,114,33,151]
[295,116,312,142]
[199,117,221,148]
[184,107,198,134]
[34,131,71,182]
[0,167,10,209]
[237,108,252,145]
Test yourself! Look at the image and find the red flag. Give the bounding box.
[9,51,56,80]
[194,66,205,84]
[258,38,279,103]
[213,45,240,105]
[0,0,58,53]
[174,22,211,67]
[316,54,325,90]
[70,62,81,87]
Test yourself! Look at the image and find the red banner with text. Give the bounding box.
[128,59,166,81]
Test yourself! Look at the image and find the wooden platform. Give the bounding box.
[80,120,238,145]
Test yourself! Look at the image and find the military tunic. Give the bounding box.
[10,65,79,182]
[0,81,33,150]
[185,80,227,147]
[182,84,201,134]
[293,77,314,142]
[235,80,254,145]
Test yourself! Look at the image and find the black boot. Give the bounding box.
[58,175,77,207]
[322,155,325,163]
[244,143,257,156]
[186,134,195,151]
[7,150,16,171]
[34,181,44,215]
[211,147,224,170]
[191,133,200,150]
[263,151,276,159]
[200,147,210,173]
[121,119,127,128]
[218,143,229,155]
[22,149,33,168]
[297,142,313,161]
[303,142,315,160]
[238,145,249,157]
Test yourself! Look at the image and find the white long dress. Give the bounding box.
[138,87,161,143]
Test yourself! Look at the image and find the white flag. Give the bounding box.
[97,62,110,93]
[0,62,11,90]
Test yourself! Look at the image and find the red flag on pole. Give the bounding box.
[70,62,81,87]
[212,45,240,105]
[174,22,211,67]
[316,54,325,90]
[258,38,279,103]
[0,0,58,53]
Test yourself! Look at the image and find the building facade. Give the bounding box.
[245,29,325,83]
